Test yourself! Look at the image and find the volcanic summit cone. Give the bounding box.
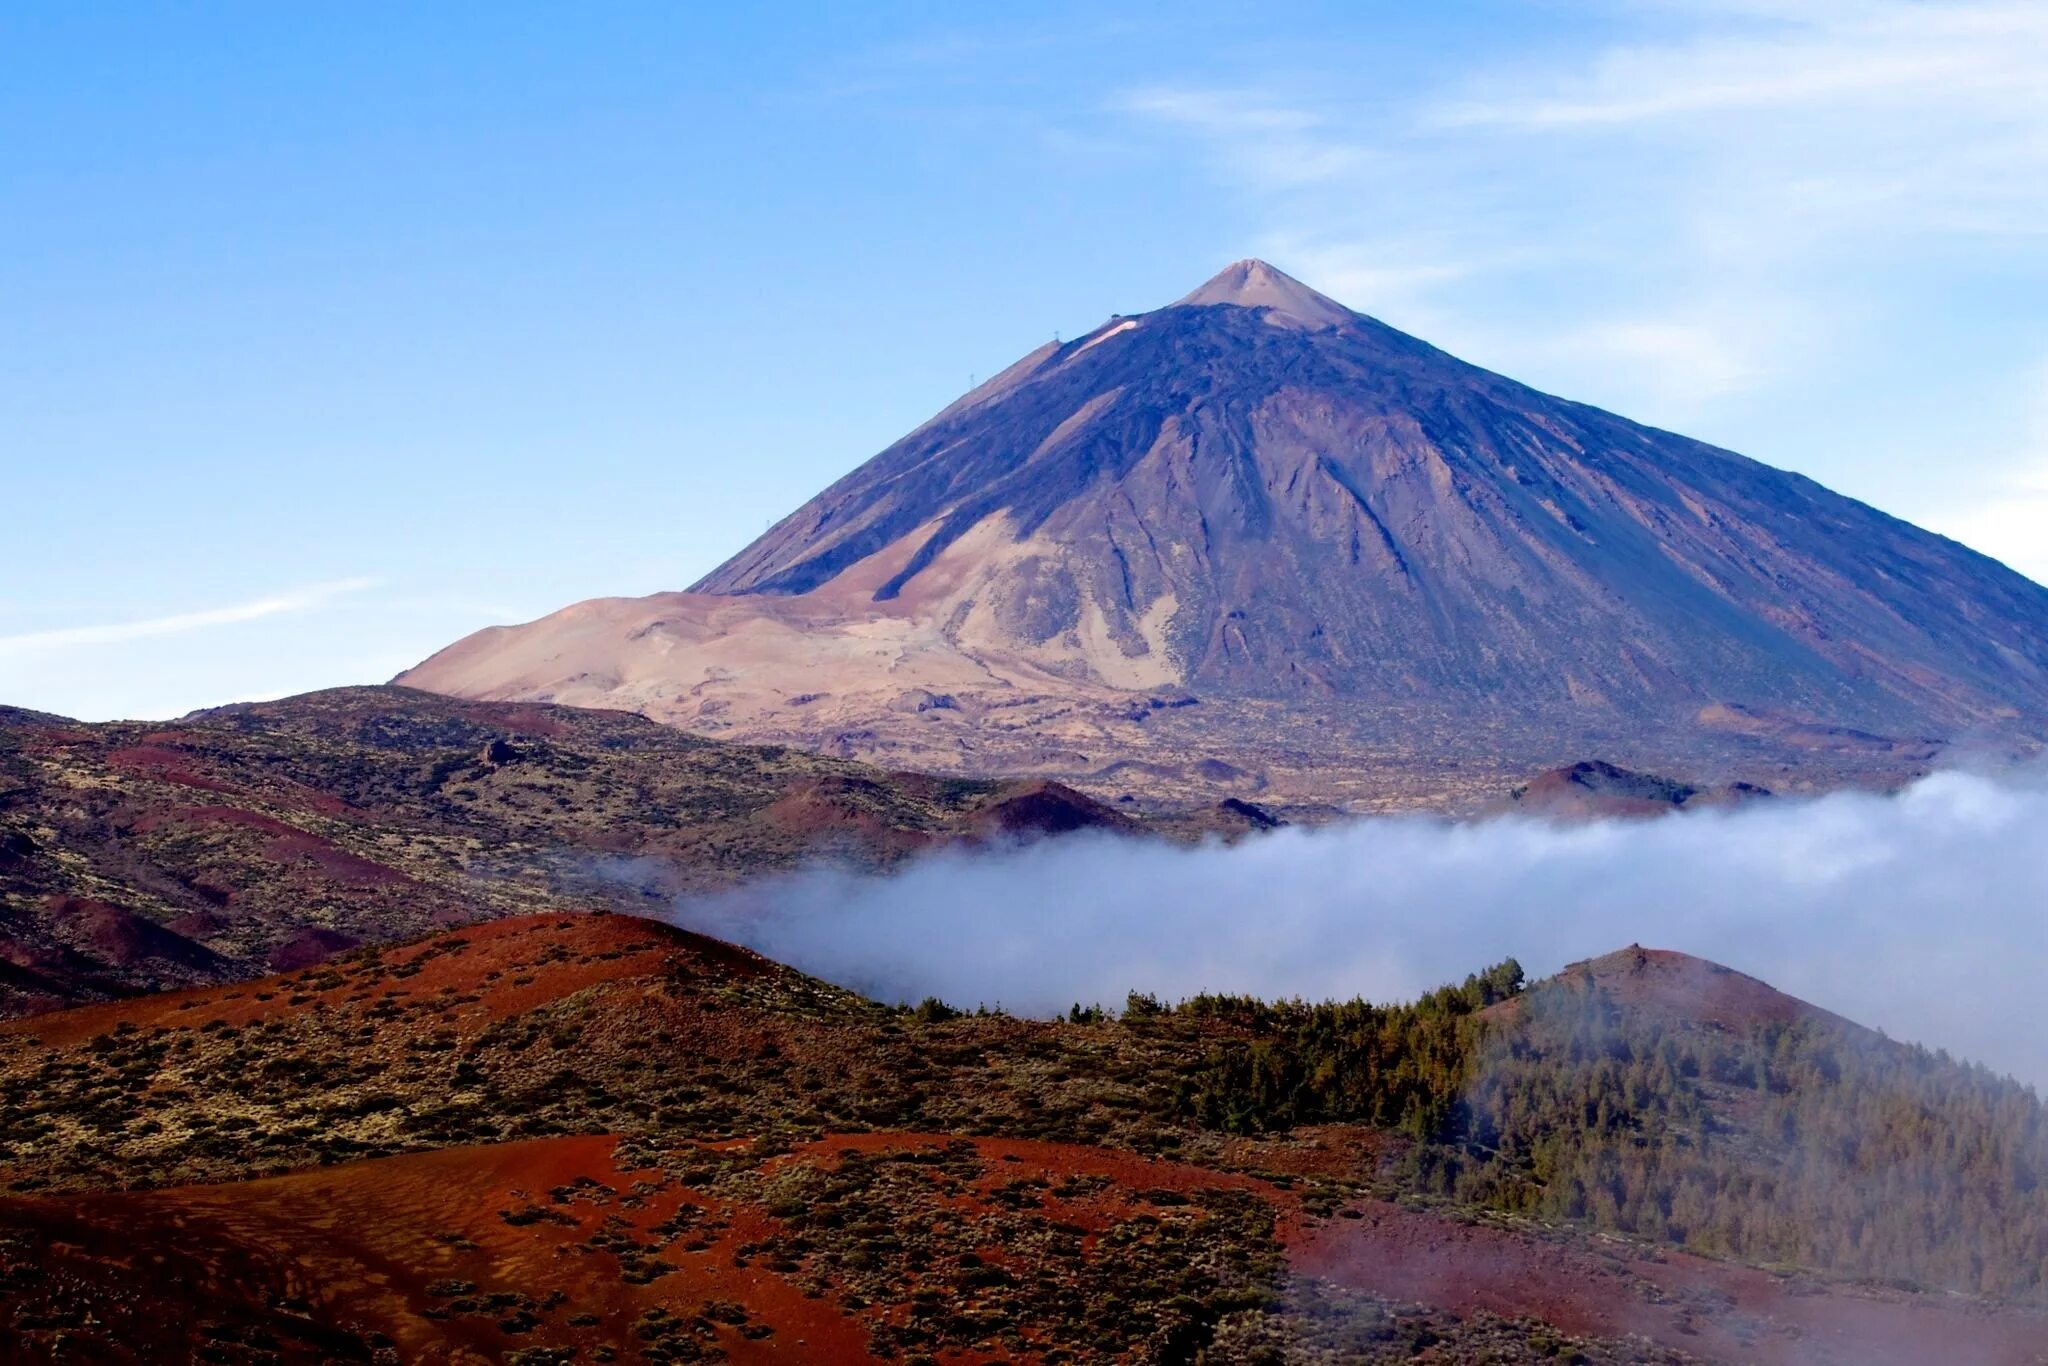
[402,262,2048,806]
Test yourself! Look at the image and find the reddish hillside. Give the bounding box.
[1549,944,1854,1034]
[1507,759,1772,819]
[0,686,1168,1018]
[0,908,709,1052]
[6,913,2048,1361]
[0,1134,873,1364]
[963,780,1141,839]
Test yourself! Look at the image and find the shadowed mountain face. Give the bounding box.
[698,260,2046,720]
[404,262,2048,804]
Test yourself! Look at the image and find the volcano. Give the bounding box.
[402,262,2048,806]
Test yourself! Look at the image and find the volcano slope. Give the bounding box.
[0,686,1140,1017]
[402,261,2048,809]
[4,916,2047,1363]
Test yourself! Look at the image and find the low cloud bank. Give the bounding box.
[671,765,2048,1088]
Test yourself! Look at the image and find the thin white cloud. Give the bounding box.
[1115,86,1369,190]
[1436,27,2038,129]
[1430,1,2048,243]
[1120,2,2048,284]
[0,577,382,658]
[1110,0,2048,532]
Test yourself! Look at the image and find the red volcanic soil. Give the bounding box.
[965,781,1140,839]
[1570,945,1850,1033]
[107,739,357,817]
[776,1131,1276,1231]
[753,775,1134,851]
[1483,945,1853,1039]
[454,700,576,740]
[0,1130,1291,1365]
[35,896,225,972]
[1220,1124,1401,1184]
[1291,1198,2048,1365]
[264,925,362,970]
[7,912,2042,1362]
[0,911,718,1050]
[756,777,937,855]
[131,805,413,888]
[102,743,242,797]
[0,1135,875,1365]
[1507,760,1772,821]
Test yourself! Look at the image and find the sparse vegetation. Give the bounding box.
[0,687,1079,1016]
[6,911,2048,1364]
[0,666,2039,1366]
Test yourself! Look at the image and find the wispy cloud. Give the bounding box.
[1109,0,2048,541]
[0,577,381,657]
[1438,2,2048,133]
[1429,0,2048,248]
[1115,86,1369,190]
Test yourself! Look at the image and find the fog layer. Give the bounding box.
[671,766,2048,1087]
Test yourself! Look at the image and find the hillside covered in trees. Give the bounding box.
[1173,947,2048,1302]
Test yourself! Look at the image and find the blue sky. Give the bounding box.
[4,1,2045,720]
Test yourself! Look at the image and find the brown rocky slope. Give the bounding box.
[0,686,1138,1017]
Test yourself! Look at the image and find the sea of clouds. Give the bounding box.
[669,764,2048,1089]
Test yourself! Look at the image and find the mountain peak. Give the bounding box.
[404,257,2048,805]
[1174,258,1353,328]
